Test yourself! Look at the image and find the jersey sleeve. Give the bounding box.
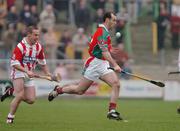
[37,47,46,65]
[11,46,23,66]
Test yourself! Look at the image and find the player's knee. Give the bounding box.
[112,80,120,88]
[76,89,85,95]
[25,98,35,104]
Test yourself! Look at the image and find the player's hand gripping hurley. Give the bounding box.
[108,67,165,87]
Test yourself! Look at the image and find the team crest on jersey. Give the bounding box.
[23,56,37,64]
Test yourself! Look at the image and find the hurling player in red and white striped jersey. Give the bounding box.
[6,26,51,124]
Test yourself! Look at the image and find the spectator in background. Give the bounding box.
[6,5,18,29]
[90,0,105,10]
[170,3,180,49]
[173,0,180,115]
[125,0,138,24]
[92,8,104,32]
[137,0,143,17]
[113,46,132,79]
[0,0,7,40]
[39,28,47,46]
[57,29,72,59]
[72,27,88,59]
[104,0,119,14]
[171,0,180,16]
[93,8,104,26]
[43,0,54,7]
[53,0,69,23]
[115,8,129,49]
[1,23,16,70]
[2,23,16,59]
[92,8,104,33]
[54,63,68,80]
[24,0,37,6]
[75,0,91,31]
[19,4,32,26]
[16,24,27,43]
[39,4,56,31]
[43,27,58,59]
[6,0,15,11]
[157,2,169,50]
[30,5,39,26]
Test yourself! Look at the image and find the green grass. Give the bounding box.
[1,98,180,131]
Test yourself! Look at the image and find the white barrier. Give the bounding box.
[120,81,163,98]
[1,79,179,101]
[163,81,180,101]
[34,79,163,98]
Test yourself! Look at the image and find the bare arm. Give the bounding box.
[13,65,34,78]
[102,51,121,72]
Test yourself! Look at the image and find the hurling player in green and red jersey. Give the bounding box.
[48,12,123,120]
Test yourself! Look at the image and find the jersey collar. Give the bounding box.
[98,24,109,32]
[23,37,36,48]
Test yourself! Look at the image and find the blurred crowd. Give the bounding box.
[0,0,179,80]
[156,0,180,50]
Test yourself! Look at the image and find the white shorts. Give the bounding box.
[11,70,35,87]
[23,77,35,87]
[83,58,113,81]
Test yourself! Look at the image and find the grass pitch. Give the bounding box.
[0,98,180,131]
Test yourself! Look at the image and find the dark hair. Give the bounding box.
[26,26,38,34]
[103,12,113,22]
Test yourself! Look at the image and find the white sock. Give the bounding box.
[8,113,15,118]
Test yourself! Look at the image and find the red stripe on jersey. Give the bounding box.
[85,57,95,67]
[38,47,45,59]
[20,42,26,67]
[11,47,23,61]
[88,28,103,56]
[36,42,39,51]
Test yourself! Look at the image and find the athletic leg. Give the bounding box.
[100,71,120,109]
[23,85,36,104]
[100,72,122,120]
[48,77,93,101]
[7,78,25,123]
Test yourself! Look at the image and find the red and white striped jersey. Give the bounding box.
[11,38,46,79]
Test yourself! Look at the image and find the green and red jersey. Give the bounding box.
[88,24,112,60]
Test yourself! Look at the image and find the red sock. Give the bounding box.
[109,102,117,111]
[57,87,63,94]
